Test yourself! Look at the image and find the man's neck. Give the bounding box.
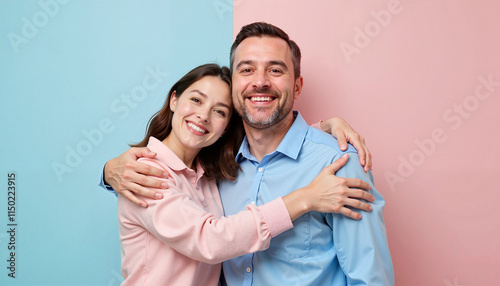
[243,113,295,162]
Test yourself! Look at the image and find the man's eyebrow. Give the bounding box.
[268,60,288,71]
[235,60,254,70]
[235,60,289,71]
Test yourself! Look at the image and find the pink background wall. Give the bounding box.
[234,1,500,285]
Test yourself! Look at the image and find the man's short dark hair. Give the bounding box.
[230,22,302,80]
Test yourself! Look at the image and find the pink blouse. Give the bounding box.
[118,137,293,285]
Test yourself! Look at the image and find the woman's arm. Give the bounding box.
[312,117,372,172]
[119,155,373,264]
[282,153,373,221]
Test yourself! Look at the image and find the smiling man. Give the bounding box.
[216,22,394,285]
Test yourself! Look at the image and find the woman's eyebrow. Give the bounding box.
[190,89,231,109]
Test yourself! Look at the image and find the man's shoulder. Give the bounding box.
[305,125,358,155]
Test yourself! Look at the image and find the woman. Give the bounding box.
[118,64,370,285]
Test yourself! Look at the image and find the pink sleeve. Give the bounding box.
[257,198,293,237]
[120,161,293,265]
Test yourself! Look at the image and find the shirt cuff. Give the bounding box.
[258,198,293,237]
[98,164,117,195]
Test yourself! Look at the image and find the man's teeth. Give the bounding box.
[250,97,273,102]
[188,122,207,133]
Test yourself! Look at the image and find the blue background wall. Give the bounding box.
[0,1,232,284]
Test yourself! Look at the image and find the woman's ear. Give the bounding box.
[169,91,177,112]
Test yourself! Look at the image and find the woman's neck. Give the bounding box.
[162,136,199,169]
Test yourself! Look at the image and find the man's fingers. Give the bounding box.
[129,183,163,200]
[128,147,152,159]
[128,166,168,188]
[140,148,157,159]
[122,190,148,208]
[134,173,168,191]
[118,181,163,201]
[119,169,166,199]
[122,171,166,199]
[131,160,168,179]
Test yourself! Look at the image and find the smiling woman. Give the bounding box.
[130,64,243,181]
[166,76,233,169]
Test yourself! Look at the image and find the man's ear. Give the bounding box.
[169,91,177,112]
[294,76,303,100]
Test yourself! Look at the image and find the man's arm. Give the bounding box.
[330,152,394,285]
[101,147,168,207]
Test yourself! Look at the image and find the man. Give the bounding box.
[102,22,393,285]
[220,22,392,285]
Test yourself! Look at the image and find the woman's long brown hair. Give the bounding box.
[131,64,244,181]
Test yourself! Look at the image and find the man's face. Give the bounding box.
[231,36,302,129]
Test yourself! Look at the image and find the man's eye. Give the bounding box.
[269,69,283,74]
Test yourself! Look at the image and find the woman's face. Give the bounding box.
[168,76,232,153]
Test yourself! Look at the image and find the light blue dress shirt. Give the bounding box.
[218,112,394,286]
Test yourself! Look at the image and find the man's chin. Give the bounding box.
[242,115,272,128]
[242,114,284,129]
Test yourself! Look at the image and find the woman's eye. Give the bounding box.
[214,109,226,117]
[191,97,201,103]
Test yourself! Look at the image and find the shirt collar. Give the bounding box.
[147,137,205,178]
[236,111,308,162]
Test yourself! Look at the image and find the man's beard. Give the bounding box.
[238,88,293,129]
[241,105,282,129]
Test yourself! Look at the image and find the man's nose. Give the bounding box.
[252,70,270,89]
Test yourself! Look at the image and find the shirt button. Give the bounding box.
[246,267,251,273]
[258,167,263,172]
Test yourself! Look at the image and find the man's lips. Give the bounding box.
[248,96,275,102]
[243,89,280,103]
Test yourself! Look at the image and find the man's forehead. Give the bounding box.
[234,36,292,64]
